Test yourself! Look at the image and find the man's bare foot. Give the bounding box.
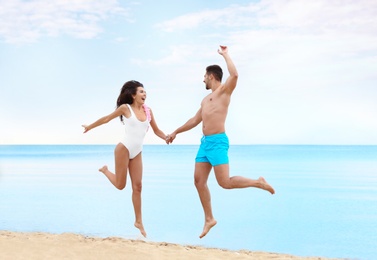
[134,222,147,238]
[258,177,275,194]
[99,165,108,174]
[199,219,217,239]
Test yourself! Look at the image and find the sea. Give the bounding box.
[0,144,376,260]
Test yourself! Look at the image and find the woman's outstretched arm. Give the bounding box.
[82,104,128,133]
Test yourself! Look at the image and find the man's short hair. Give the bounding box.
[206,65,223,82]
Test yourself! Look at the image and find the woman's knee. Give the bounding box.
[132,182,142,193]
[115,181,126,190]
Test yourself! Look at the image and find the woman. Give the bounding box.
[82,80,167,237]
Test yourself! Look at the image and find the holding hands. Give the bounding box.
[165,132,176,144]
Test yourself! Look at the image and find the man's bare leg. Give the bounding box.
[214,164,275,194]
[197,180,217,238]
[258,176,275,194]
[194,163,217,238]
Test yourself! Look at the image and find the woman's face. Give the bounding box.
[133,86,147,104]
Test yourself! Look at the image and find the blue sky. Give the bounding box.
[1,0,376,145]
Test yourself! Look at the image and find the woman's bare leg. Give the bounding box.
[128,152,146,237]
[99,143,129,190]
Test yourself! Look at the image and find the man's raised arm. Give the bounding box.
[218,45,238,94]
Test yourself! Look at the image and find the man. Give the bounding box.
[167,45,275,238]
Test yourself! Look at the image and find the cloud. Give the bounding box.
[0,0,129,44]
[156,0,377,36]
[155,4,261,32]
[131,45,197,66]
[261,0,377,34]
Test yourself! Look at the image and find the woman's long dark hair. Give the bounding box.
[117,80,144,122]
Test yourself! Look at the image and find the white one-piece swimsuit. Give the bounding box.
[120,104,150,159]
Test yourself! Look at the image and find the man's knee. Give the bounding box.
[217,179,232,189]
[194,176,207,188]
[194,177,202,187]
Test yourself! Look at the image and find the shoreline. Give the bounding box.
[0,231,344,260]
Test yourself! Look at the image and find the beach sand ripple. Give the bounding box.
[0,231,344,260]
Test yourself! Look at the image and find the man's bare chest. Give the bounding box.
[202,93,229,109]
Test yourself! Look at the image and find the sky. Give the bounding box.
[0,0,376,145]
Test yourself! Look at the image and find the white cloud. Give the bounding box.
[131,45,197,66]
[156,0,377,36]
[262,0,377,34]
[155,3,262,32]
[0,0,129,44]
[155,10,224,32]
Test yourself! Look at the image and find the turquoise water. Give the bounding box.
[1,145,376,259]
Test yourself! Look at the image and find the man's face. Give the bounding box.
[203,73,210,90]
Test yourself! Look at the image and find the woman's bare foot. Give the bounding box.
[199,219,217,239]
[99,165,108,174]
[258,177,275,194]
[135,222,147,238]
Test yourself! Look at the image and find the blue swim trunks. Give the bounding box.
[195,132,229,166]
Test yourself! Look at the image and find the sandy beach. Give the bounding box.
[0,231,344,260]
